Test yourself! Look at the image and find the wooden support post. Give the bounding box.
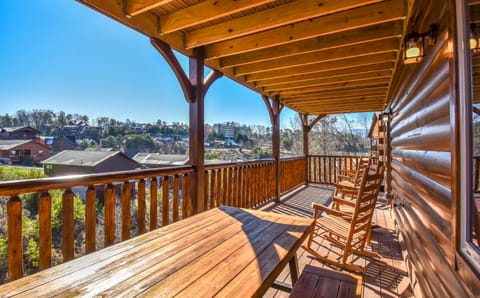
[263,95,281,201]
[189,48,206,214]
[299,113,325,184]
[384,113,393,204]
[152,38,222,214]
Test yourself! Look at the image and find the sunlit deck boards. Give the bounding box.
[260,185,411,298]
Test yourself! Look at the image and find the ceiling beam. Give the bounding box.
[125,0,175,17]
[263,71,392,92]
[159,0,275,34]
[186,0,382,48]
[234,38,399,76]
[291,102,386,109]
[276,79,390,96]
[204,0,406,58]
[282,95,383,105]
[221,21,403,68]
[78,0,190,55]
[246,52,397,82]
[296,103,385,109]
[256,62,394,88]
[292,105,386,114]
[281,86,388,99]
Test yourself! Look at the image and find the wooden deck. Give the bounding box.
[260,184,413,298]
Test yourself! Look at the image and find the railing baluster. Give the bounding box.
[173,175,180,222]
[222,168,228,206]
[232,167,238,207]
[39,192,52,270]
[7,196,22,281]
[150,177,158,230]
[215,169,221,207]
[229,167,234,206]
[209,170,216,209]
[104,184,115,247]
[62,190,74,262]
[121,182,131,241]
[182,174,191,218]
[86,186,96,253]
[204,170,209,209]
[162,176,169,226]
[138,179,146,235]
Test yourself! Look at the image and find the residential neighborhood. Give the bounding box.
[0,110,371,177]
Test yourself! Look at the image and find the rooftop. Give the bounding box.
[41,150,136,167]
[132,153,189,166]
[0,139,32,150]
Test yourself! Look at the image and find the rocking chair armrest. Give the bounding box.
[334,182,358,192]
[337,174,353,181]
[312,202,351,218]
[332,196,356,207]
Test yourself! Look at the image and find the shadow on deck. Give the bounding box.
[260,184,412,298]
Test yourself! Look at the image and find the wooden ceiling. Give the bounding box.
[78,0,409,115]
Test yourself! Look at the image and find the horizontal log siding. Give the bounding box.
[388,1,469,295]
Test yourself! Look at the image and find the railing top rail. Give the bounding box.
[0,165,194,197]
[204,158,275,170]
[280,156,306,161]
[307,154,368,158]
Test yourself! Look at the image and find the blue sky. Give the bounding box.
[0,1,369,129]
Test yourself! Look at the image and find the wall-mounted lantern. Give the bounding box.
[403,24,438,64]
[470,24,480,55]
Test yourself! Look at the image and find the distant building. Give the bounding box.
[0,139,51,165]
[133,153,189,168]
[51,136,76,154]
[204,124,213,138]
[236,125,252,138]
[42,150,139,176]
[0,126,40,140]
[213,122,236,138]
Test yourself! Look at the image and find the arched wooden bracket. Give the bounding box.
[204,70,223,95]
[299,113,325,133]
[262,95,282,125]
[151,38,195,102]
[262,95,274,124]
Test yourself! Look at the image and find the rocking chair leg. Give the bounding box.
[353,249,382,259]
[302,245,366,273]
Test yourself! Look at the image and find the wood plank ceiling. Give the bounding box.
[78,0,409,115]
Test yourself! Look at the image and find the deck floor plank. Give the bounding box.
[260,185,411,298]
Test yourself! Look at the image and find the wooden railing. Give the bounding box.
[0,166,194,281]
[280,156,307,194]
[308,155,366,184]
[204,159,276,209]
[0,157,311,283]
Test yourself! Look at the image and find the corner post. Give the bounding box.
[300,114,325,183]
[384,113,393,205]
[189,48,205,214]
[272,96,281,202]
[299,113,309,182]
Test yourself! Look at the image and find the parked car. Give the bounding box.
[0,157,11,165]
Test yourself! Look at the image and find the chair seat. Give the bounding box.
[290,265,361,298]
[316,215,367,243]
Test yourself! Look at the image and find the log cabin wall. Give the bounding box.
[388,0,476,296]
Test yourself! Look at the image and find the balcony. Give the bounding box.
[0,155,409,296]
